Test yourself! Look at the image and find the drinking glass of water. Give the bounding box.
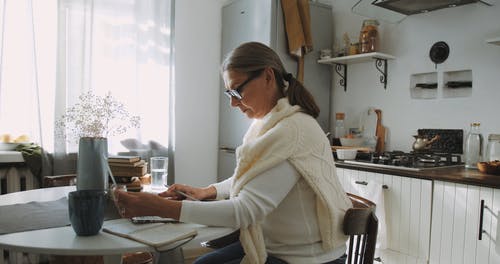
[150,157,168,190]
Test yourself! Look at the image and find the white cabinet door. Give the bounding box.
[430,181,500,264]
[336,168,432,264]
[491,188,500,263]
[381,174,432,264]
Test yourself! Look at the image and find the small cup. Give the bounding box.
[349,43,359,55]
[109,184,127,202]
[150,157,168,190]
[319,49,332,59]
[320,49,332,59]
[68,190,106,236]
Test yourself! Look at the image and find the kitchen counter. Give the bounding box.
[335,161,500,189]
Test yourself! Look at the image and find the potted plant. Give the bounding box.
[57,91,140,191]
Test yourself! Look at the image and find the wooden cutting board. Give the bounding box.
[375,109,385,153]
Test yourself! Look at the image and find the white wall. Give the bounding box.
[173,0,500,186]
[330,0,500,152]
[174,0,223,186]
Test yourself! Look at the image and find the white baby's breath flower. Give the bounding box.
[56,91,141,142]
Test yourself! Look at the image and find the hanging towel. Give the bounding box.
[281,0,313,82]
[15,143,43,185]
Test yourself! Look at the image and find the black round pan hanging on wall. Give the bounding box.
[429,41,450,68]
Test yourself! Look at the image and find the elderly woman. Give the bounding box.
[115,41,352,264]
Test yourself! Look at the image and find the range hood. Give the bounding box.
[372,0,490,15]
[352,0,492,23]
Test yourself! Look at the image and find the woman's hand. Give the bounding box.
[159,184,217,201]
[113,189,181,219]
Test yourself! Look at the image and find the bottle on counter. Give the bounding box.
[464,122,484,169]
[486,134,500,161]
[334,112,346,139]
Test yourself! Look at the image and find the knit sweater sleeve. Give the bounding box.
[179,161,300,228]
[210,176,232,200]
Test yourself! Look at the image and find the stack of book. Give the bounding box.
[108,155,148,191]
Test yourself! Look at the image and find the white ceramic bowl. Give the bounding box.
[340,137,365,147]
[336,149,358,160]
[0,142,20,151]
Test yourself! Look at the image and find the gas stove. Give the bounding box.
[343,151,464,171]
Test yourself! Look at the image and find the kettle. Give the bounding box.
[412,135,440,151]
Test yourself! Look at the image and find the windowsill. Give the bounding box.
[0,151,24,163]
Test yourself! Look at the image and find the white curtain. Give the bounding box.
[0,0,56,150]
[0,0,174,175]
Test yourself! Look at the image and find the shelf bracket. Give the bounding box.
[374,58,388,89]
[334,63,347,91]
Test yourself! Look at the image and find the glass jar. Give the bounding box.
[486,134,500,161]
[349,43,359,55]
[464,122,484,169]
[359,19,379,53]
[334,112,346,138]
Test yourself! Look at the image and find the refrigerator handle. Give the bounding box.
[220,147,236,154]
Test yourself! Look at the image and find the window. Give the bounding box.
[0,0,174,173]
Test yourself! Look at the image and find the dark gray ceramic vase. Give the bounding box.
[68,190,106,236]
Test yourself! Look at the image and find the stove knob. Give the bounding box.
[408,157,415,166]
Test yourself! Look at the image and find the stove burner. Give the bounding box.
[361,150,464,170]
[417,155,440,164]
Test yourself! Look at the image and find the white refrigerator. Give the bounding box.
[217,0,333,181]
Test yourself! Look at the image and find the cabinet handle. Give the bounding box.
[354,181,389,189]
[479,199,485,240]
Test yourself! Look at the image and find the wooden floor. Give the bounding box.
[2,245,213,264]
[182,247,213,264]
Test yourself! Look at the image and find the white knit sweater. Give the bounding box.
[180,98,352,263]
[232,98,352,263]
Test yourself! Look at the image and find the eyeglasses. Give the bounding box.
[224,70,263,100]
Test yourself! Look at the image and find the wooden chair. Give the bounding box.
[344,193,378,264]
[202,193,378,264]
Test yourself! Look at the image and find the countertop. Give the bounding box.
[335,161,500,189]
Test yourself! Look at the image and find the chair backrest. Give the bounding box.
[201,192,379,264]
[43,174,77,188]
[344,193,378,264]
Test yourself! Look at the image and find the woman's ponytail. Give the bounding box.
[274,69,320,118]
[281,73,320,118]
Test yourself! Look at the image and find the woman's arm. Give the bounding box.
[179,160,300,228]
[114,191,183,219]
[115,161,299,226]
[209,176,233,199]
[114,177,233,219]
[159,184,217,201]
